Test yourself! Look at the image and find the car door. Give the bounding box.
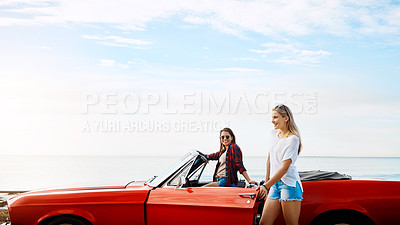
[146,186,258,225]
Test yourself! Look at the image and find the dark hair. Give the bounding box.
[219,127,236,152]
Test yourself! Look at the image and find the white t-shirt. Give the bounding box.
[268,130,303,190]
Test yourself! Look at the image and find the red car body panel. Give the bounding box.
[6,151,400,225]
[8,180,400,225]
[8,182,151,225]
[299,180,400,225]
[147,187,257,225]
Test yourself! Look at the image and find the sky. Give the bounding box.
[0,0,399,157]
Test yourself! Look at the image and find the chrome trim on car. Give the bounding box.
[145,150,199,188]
[238,193,256,199]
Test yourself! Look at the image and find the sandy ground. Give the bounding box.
[0,209,8,224]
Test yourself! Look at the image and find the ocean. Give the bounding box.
[1,155,400,191]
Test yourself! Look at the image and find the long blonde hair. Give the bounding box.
[273,104,302,154]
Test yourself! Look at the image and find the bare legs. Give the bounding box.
[281,201,301,225]
[202,182,219,187]
[259,198,281,225]
[259,199,301,225]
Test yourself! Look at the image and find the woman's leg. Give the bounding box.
[281,200,301,225]
[259,198,281,225]
[202,182,219,187]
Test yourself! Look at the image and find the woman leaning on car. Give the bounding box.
[258,104,303,225]
[203,127,258,187]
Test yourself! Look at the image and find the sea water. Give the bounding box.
[0,155,399,191]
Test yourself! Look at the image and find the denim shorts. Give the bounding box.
[216,177,237,187]
[268,180,303,201]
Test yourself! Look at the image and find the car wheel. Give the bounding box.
[312,213,366,225]
[46,216,89,225]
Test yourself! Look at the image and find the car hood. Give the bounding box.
[8,181,151,207]
[26,184,127,194]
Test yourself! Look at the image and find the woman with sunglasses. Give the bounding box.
[204,127,257,187]
[258,104,303,225]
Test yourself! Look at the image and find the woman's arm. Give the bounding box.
[257,153,271,199]
[233,146,258,185]
[207,152,220,160]
[264,159,292,189]
[265,152,271,182]
[241,171,258,185]
[231,145,258,185]
[232,145,246,173]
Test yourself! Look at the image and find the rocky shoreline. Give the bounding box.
[0,192,25,224]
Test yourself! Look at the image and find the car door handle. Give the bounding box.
[238,193,256,199]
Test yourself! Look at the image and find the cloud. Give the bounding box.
[118,59,148,69]
[250,43,295,54]
[250,42,331,65]
[183,15,246,38]
[280,51,331,65]
[1,0,400,38]
[82,35,152,48]
[216,67,263,72]
[274,50,331,65]
[231,57,258,62]
[97,59,115,67]
[127,59,147,65]
[97,58,147,69]
[0,0,52,6]
[37,46,52,50]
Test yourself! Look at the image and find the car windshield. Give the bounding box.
[146,150,198,187]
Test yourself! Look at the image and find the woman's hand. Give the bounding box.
[256,185,268,199]
[248,180,259,185]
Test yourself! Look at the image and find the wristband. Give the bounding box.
[263,184,269,190]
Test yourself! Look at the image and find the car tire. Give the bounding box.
[45,216,89,225]
[312,212,366,225]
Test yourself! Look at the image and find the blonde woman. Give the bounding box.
[258,104,303,225]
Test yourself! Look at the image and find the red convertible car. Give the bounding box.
[6,150,400,225]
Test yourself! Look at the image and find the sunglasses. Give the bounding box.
[220,135,231,140]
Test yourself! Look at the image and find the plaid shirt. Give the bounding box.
[207,143,247,186]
